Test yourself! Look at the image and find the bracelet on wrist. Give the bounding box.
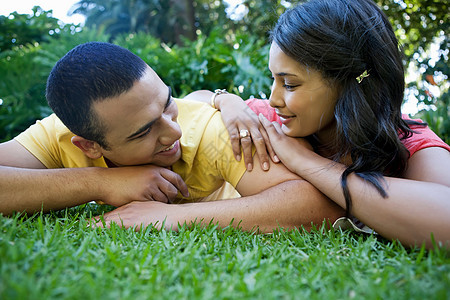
[210,89,228,109]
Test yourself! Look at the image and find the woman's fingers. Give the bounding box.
[228,127,243,162]
[250,129,271,171]
[240,132,254,170]
[259,125,280,163]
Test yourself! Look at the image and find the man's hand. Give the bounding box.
[100,165,189,206]
[90,201,178,230]
[90,180,344,234]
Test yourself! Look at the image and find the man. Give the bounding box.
[0,42,343,232]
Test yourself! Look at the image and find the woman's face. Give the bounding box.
[268,42,340,142]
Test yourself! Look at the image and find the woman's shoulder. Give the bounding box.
[245,98,280,123]
[401,114,450,156]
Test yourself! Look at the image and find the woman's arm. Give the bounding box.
[260,114,450,249]
[184,90,277,171]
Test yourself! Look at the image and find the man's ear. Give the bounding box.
[71,135,104,160]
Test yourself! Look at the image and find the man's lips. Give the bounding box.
[157,140,179,155]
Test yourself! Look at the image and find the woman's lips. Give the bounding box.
[277,113,295,125]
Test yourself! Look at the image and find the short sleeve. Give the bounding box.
[245,98,281,123]
[203,112,248,188]
[172,99,247,201]
[14,114,106,168]
[14,114,69,168]
[402,116,450,156]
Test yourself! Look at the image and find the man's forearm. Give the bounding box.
[0,166,105,215]
[179,180,344,232]
[99,179,344,232]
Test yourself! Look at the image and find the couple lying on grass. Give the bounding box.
[0,0,449,249]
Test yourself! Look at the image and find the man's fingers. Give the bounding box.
[150,189,171,203]
[160,169,189,198]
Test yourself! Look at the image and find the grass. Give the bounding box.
[0,204,449,300]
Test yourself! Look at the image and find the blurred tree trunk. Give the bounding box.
[170,0,196,44]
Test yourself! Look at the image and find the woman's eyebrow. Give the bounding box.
[268,67,296,77]
[275,72,297,77]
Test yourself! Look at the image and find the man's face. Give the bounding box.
[93,66,182,167]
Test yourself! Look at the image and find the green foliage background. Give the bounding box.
[0,0,448,143]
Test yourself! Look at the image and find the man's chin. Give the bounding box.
[154,153,182,168]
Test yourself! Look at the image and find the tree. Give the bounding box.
[0,6,61,52]
[375,0,449,142]
[69,0,199,44]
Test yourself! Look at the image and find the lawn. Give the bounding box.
[0,204,449,299]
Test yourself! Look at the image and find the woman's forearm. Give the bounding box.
[291,151,450,248]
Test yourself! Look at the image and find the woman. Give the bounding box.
[196,0,450,248]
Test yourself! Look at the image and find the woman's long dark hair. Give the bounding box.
[270,0,423,216]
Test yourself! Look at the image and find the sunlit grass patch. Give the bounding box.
[0,204,448,299]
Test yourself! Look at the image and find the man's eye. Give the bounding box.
[136,128,152,139]
[165,99,173,111]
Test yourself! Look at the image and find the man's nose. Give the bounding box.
[160,115,182,145]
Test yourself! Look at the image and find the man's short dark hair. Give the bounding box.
[46,42,148,148]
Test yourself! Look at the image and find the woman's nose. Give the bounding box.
[269,84,284,108]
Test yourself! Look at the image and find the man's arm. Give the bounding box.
[95,179,343,232]
[96,153,345,232]
[0,140,188,215]
[0,165,105,215]
[0,140,99,214]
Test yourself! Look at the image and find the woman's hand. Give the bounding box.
[217,94,278,171]
[184,90,278,171]
[258,114,313,173]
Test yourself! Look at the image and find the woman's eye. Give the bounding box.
[283,84,297,90]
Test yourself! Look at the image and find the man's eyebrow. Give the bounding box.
[164,86,172,109]
[126,86,172,140]
[126,119,158,140]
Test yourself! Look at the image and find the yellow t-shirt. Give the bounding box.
[15,98,245,202]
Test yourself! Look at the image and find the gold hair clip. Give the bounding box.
[356,70,370,83]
